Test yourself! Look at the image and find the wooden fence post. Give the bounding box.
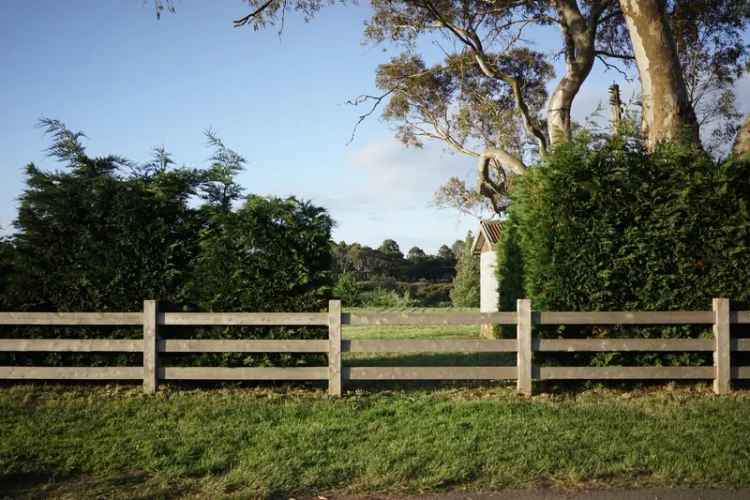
[713,297,731,395]
[517,299,533,396]
[328,299,342,396]
[143,300,159,394]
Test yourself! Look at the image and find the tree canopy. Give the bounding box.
[2,119,334,314]
[157,0,750,216]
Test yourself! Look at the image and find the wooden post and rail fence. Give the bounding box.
[0,298,749,396]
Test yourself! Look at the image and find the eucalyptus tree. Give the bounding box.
[154,0,750,206]
[617,0,750,151]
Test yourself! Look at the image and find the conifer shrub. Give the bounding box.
[496,137,750,364]
[450,232,480,308]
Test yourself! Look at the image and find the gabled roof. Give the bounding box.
[472,220,503,255]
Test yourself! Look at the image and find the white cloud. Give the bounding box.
[347,138,474,199]
[316,138,479,252]
[0,215,12,236]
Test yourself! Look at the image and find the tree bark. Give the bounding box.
[619,0,700,149]
[480,147,527,177]
[609,83,623,133]
[477,147,526,215]
[548,0,597,146]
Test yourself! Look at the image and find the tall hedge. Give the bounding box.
[190,195,333,313]
[0,122,335,370]
[497,138,750,313]
[450,232,480,307]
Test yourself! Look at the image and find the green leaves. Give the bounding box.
[190,195,333,314]
[3,122,334,317]
[502,137,750,313]
[450,232,480,308]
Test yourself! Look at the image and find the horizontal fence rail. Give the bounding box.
[344,339,517,353]
[158,339,329,353]
[534,311,716,325]
[0,366,142,380]
[160,367,329,381]
[536,366,716,380]
[0,298,749,395]
[534,338,716,352]
[344,312,516,326]
[0,339,143,352]
[161,312,329,326]
[0,312,143,326]
[344,366,518,381]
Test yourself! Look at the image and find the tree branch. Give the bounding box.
[595,49,635,61]
[345,90,395,145]
[233,0,276,28]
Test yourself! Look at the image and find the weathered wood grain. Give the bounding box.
[160,367,328,380]
[735,339,750,351]
[344,366,517,380]
[713,298,731,394]
[517,299,533,396]
[0,312,142,325]
[0,366,142,380]
[535,338,713,352]
[143,300,158,394]
[732,366,750,379]
[328,300,342,396]
[537,366,714,380]
[161,312,328,326]
[343,339,517,353]
[536,311,714,325]
[159,339,328,353]
[345,312,516,326]
[0,339,142,352]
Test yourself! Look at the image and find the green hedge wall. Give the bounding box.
[498,139,750,313]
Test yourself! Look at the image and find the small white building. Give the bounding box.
[471,220,502,337]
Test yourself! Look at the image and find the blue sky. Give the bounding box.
[2,1,749,253]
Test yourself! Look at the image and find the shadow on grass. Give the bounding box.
[0,471,195,500]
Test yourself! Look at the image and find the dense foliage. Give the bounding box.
[495,221,523,314]
[498,137,750,312]
[330,239,459,307]
[450,232,480,308]
[0,237,14,310]
[0,120,334,367]
[495,137,750,364]
[10,162,202,312]
[331,240,456,283]
[1,121,334,315]
[190,195,332,313]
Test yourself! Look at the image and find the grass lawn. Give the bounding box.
[3,307,748,498]
[342,307,514,367]
[2,384,750,498]
[343,306,483,341]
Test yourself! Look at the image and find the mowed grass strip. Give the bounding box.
[342,307,508,367]
[1,385,749,498]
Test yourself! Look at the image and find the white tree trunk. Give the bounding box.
[619,0,700,149]
[547,0,597,146]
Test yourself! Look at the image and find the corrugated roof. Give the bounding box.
[471,220,503,255]
[481,220,503,244]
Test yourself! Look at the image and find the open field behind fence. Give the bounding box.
[1,299,749,395]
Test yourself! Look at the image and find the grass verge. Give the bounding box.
[1,384,749,498]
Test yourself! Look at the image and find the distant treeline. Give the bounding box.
[330,237,480,308]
